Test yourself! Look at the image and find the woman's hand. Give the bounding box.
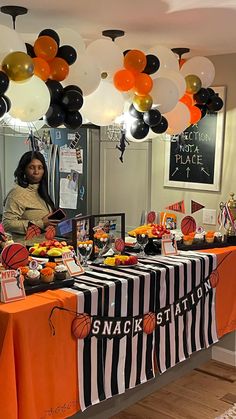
[42,213,60,228]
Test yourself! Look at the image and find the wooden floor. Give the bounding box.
[111,361,236,419]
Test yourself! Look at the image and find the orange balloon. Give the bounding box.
[180,93,193,107]
[34,36,58,61]
[179,58,186,68]
[189,105,202,125]
[134,73,153,95]
[113,69,135,91]
[124,49,147,73]
[32,57,50,81]
[49,57,69,81]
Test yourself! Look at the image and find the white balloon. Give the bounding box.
[8,76,50,122]
[81,81,124,126]
[86,39,123,79]
[56,27,86,54]
[152,77,179,113]
[2,113,45,133]
[158,70,186,99]
[65,52,101,96]
[148,45,179,77]
[164,102,190,135]
[0,25,26,61]
[180,56,215,88]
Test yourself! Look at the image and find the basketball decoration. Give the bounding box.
[181,216,197,235]
[25,223,41,240]
[1,243,29,270]
[114,238,125,253]
[143,312,156,335]
[71,313,92,339]
[147,211,156,224]
[209,270,219,288]
[45,225,56,240]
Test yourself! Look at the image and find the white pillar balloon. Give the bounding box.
[148,45,179,77]
[56,27,86,54]
[0,25,26,61]
[164,102,190,135]
[2,114,45,133]
[86,39,123,80]
[180,56,215,88]
[81,81,124,126]
[7,76,50,122]
[152,77,179,114]
[65,52,101,96]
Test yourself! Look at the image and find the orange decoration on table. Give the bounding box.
[32,57,50,81]
[34,36,58,61]
[143,312,156,334]
[71,314,92,339]
[49,57,69,81]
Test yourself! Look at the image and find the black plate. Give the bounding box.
[24,278,74,295]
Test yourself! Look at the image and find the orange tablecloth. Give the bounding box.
[0,247,235,419]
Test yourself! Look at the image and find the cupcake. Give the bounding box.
[45,262,57,270]
[214,232,223,243]
[54,264,68,280]
[19,266,29,278]
[205,231,215,243]
[26,269,41,285]
[193,232,205,244]
[40,267,54,283]
[183,235,194,246]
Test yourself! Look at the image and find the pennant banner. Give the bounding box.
[166,200,185,214]
[191,200,205,214]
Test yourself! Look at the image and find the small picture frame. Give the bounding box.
[161,237,178,256]
[1,270,25,303]
[63,258,84,276]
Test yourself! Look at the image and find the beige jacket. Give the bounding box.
[2,184,50,235]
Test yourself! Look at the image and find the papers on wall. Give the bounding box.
[59,178,78,209]
[68,170,79,192]
[59,148,83,173]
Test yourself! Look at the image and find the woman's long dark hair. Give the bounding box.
[14,151,55,211]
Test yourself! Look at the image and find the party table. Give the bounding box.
[0,247,235,419]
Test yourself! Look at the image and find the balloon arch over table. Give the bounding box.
[0,25,224,141]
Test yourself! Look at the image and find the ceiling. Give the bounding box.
[0,0,235,57]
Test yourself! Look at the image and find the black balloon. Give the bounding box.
[130,119,149,139]
[143,109,162,127]
[0,97,7,118]
[0,71,9,95]
[195,104,207,119]
[57,45,77,65]
[2,95,11,112]
[194,88,210,105]
[151,116,168,134]
[46,104,65,127]
[129,104,144,120]
[38,29,60,46]
[123,49,131,56]
[63,84,83,96]
[25,43,36,58]
[207,87,216,98]
[143,54,160,75]
[61,90,83,111]
[207,96,224,112]
[64,111,83,130]
[46,80,64,103]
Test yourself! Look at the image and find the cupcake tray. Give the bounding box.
[24,278,74,296]
[177,241,232,251]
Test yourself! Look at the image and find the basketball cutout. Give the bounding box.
[114,238,125,253]
[45,225,56,240]
[1,243,29,270]
[71,313,91,339]
[25,223,41,240]
[181,216,196,235]
[209,270,219,288]
[147,211,156,224]
[143,312,156,335]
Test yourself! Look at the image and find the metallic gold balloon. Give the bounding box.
[133,94,153,112]
[185,74,202,94]
[2,52,34,82]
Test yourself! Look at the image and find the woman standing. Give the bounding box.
[2,151,58,235]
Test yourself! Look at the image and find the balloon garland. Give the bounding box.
[0,24,224,138]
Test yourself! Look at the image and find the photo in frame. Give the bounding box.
[161,237,178,256]
[1,270,25,303]
[164,86,226,191]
